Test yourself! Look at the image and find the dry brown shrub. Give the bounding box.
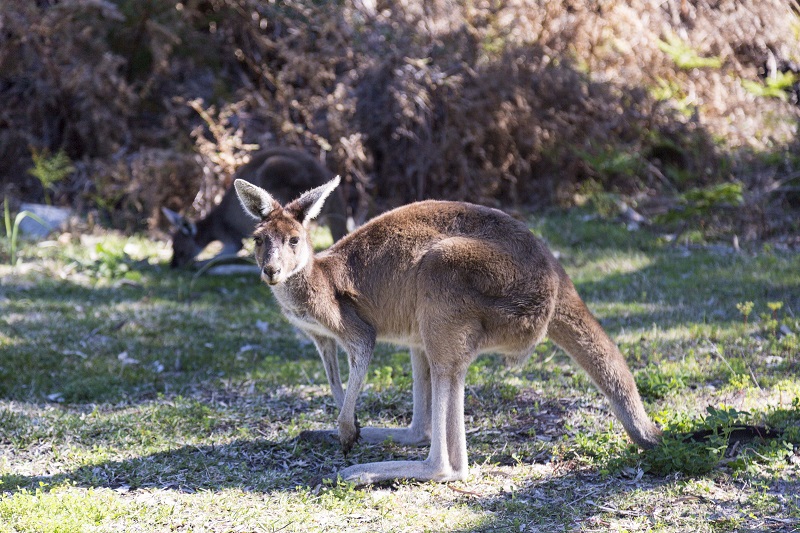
[185,99,259,219]
[1,0,798,239]
[0,0,134,152]
[76,149,201,232]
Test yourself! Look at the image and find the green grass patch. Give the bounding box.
[0,212,798,531]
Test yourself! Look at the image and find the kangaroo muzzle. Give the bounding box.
[261,264,282,285]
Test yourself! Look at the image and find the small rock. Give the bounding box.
[18,203,72,238]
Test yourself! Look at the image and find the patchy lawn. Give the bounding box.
[1,213,798,532]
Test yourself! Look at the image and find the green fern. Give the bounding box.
[27,147,74,205]
[658,34,722,70]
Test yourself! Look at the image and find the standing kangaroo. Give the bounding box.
[163,147,348,268]
[235,176,661,485]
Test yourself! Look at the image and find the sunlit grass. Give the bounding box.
[1,212,798,531]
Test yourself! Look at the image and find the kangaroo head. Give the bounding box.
[162,207,200,268]
[235,176,340,285]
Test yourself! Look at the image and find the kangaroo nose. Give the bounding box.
[262,265,281,281]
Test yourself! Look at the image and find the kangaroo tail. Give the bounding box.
[546,271,661,449]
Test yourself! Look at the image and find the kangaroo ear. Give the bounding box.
[162,207,184,227]
[235,179,279,220]
[162,207,197,236]
[287,176,341,226]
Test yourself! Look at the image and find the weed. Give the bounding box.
[658,34,723,70]
[2,198,47,266]
[636,367,686,400]
[640,406,747,476]
[766,301,783,320]
[727,372,751,390]
[649,77,695,117]
[27,147,74,205]
[575,148,642,187]
[370,366,395,393]
[572,178,622,218]
[681,183,744,211]
[655,182,745,242]
[742,71,798,101]
[736,301,754,325]
[68,239,145,282]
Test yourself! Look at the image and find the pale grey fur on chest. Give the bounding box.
[284,308,335,339]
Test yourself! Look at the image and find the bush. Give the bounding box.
[1,0,798,236]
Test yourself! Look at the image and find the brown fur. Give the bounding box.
[164,147,347,268]
[236,178,661,485]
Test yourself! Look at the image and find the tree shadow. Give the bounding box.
[0,437,321,494]
[0,267,326,403]
[0,387,579,499]
[555,238,800,336]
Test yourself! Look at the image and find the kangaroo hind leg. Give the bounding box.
[336,357,469,485]
[358,347,432,446]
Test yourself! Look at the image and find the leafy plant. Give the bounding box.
[766,301,783,320]
[27,147,75,205]
[736,301,754,325]
[649,77,694,116]
[741,71,797,100]
[370,365,395,392]
[572,179,621,218]
[642,406,753,476]
[681,182,744,213]
[70,238,143,281]
[657,182,744,228]
[703,405,751,432]
[93,241,142,281]
[636,368,686,400]
[658,34,722,70]
[3,197,47,265]
[576,147,642,182]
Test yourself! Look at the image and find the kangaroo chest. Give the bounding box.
[272,286,338,340]
[284,308,336,339]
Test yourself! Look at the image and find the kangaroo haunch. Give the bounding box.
[235,176,662,485]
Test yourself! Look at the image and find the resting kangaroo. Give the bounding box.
[163,147,348,268]
[235,176,662,485]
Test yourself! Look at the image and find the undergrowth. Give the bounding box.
[1,0,799,241]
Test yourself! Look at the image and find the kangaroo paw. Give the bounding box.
[339,415,362,458]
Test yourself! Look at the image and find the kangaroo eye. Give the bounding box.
[288,236,300,246]
[253,236,263,246]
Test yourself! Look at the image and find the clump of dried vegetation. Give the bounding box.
[1,0,799,240]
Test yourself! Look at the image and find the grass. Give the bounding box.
[1,214,799,532]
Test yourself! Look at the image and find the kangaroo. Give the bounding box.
[163,147,348,268]
[235,176,662,485]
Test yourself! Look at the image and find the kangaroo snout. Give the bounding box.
[261,265,281,284]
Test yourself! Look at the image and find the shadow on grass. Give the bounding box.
[0,268,326,403]
[4,225,799,404]
[0,386,663,532]
[567,247,800,335]
[0,437,324,494]
[0,435,667,533]
[0,354,797,531]
[7,408,795,532]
